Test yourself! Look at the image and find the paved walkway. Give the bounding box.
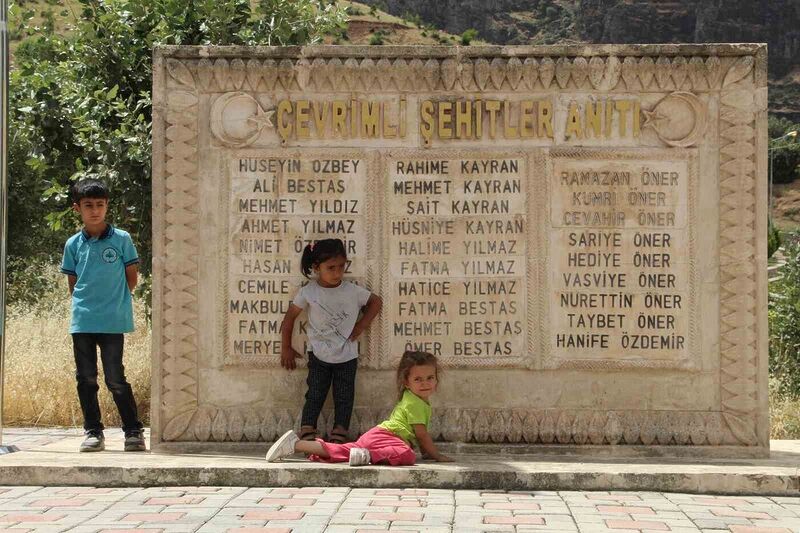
[0,486,796,532]
[0,429,798,531]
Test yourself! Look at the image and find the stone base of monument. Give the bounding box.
[0,430,796,495]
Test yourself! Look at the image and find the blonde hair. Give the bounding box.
[395,350,441,400]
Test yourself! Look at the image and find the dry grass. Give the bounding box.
[3,272,151,428]
[769,379,800,439]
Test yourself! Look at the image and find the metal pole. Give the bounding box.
[0,0,16,454]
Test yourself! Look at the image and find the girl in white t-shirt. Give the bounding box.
[280,238,382,444]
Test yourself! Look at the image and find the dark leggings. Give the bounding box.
[300,353,358,430]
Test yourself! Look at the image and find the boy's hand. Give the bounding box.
[280,348,302,370]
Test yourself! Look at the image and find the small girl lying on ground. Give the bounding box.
[266,350,453,466]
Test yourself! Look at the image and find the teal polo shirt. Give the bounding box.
[61,224,139,334]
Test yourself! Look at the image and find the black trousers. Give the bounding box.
[300,353,358,431]
[72,333,143,434]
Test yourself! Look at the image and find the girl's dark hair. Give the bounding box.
[300,238,348,278]
[395,350,441,400]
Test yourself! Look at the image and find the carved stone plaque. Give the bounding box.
[152,45,768,454]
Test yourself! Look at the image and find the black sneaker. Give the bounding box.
[79,430,105,452]
[124,430,146,452]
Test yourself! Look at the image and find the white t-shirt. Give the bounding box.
[292,280,372,364]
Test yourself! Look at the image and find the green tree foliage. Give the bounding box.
[769,234,800,397]
[768,218,782,259]
[768,115,800,185]
[9,0,347,305]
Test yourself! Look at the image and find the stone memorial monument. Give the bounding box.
[151,44,768,455]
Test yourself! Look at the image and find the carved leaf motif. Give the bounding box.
[440,58,458,90]
[621,56,638,90]
[490,58,506,90]
[605,411,623,445]
[196,59,214,91]
[622,412,640,444]
[571,411,589,444]
[672,413,690,445]
[555,57,572,89]
[539,57,555,89]
[260,410,277,442]
[211,409,227,441]
[423,58,439,91]
[639,414,657,445]
[327,58,343,90]
[472,410,491,443]
[506,57,523,90]
[311,57,328,91]
[296,58,312,89]
[409,59,425,91]
[639,56,655,89]
[722,412,758,446]
[474,58,490,90]
[688,413,706,445]
[604,56,622,90]
[167,59,195,88]
[192,407,213,442]
[459,59,475,90]
[688,57,706,90]
[588,56,605,89]
[376,57,393,90]
[261,59,278,91]
[360,58,377,91]
[507,410,524,443]
[522,58,538,90]
[522,411,539,444]
[655,56,672,89]
[588,412,605,444]
[275,409,295,437]
[723,56,754,87]
[556,411,572,444]
[571,57,589,88]
[243,409,261,442]
[489,411,507,444]
[672,56,688,89]
[720,106,754,126]
[705,413,724,445]
[279,58,295,90]
[655,412,674,445]
[441,409,463,442]
[540,411,556,443]
[705,56,722,88]
[428,410,443,441]
[245,59,262,91]
[167,91,198,111]
[391,58,408,90]
[229,58,246,90]
[213,58,230,91]
[227,409,245,442]
[721,125,755,143]
[162,409,195,441]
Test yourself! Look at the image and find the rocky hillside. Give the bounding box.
[359,0,800,118]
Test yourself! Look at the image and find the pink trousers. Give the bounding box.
[309,427,416,466]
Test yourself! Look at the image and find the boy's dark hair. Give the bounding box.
[300,238,347,278]
[395,350,441,400]
[72,179,109,203]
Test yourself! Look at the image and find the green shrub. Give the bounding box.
[769,233,800,397]
[460,28,478,45]
[768,218,782,259]
[369,30,384,45]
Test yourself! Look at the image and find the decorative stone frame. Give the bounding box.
[151,44,767,454]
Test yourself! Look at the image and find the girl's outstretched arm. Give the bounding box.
[413,424,454,462]
[349,293,383,340]
[280,304,304,370]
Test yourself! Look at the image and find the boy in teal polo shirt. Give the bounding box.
[60,179,145,452]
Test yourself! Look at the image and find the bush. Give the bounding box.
[769,233,800,397]
[460,28,478,45]
[768,115,800,184]
[369,30,385,45]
